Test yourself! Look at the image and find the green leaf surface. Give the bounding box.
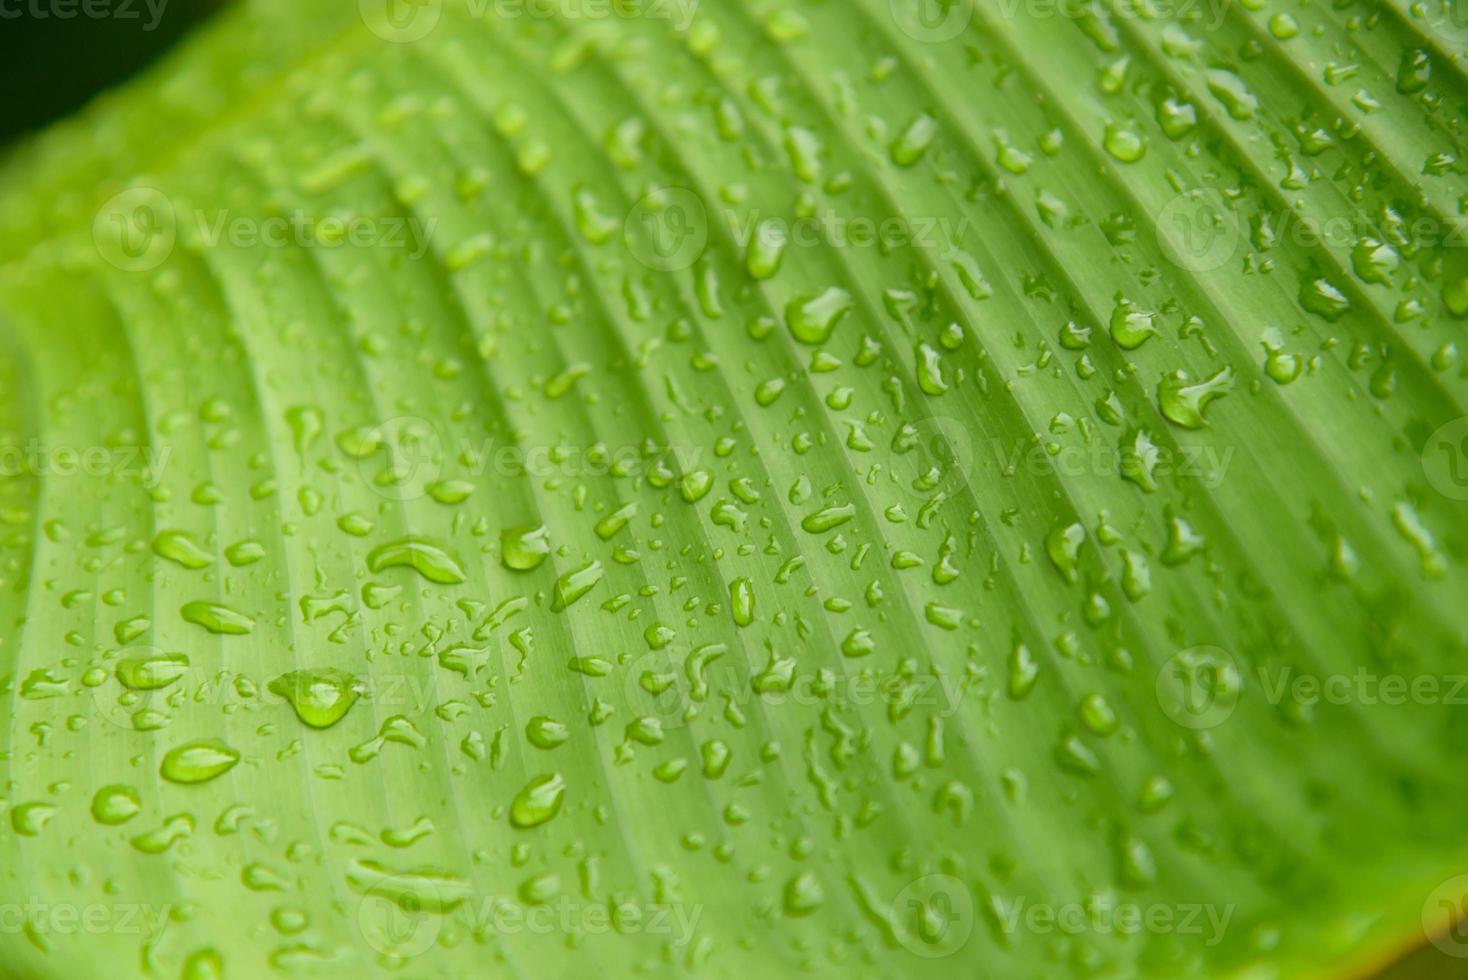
[1,1,1467,977]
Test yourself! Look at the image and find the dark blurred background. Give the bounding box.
[0,0,225,144]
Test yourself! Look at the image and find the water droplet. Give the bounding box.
[11,802,57,836]
[1103,123,1145,163]
[526,716,569,749]
[730,578,755,627]
[427,480,476,505]
[1009,642,1040,699]
[1045,522,1085,584]
[181,601,255,636]
[1157,97,1196,139]
[1268,13,1298,38]
[346,859,470,912]
[1298,277,1351,321]
[1351,238,1400,285]
[801,503,856,533]
[841,627,876,658]
[1120,429,1162,493]
[1158,367,1233,429]
[1110,300,1158,349]
[152,530,214,570]
[182,949,223,980]
[268,669,362,729]
[161,740,240,784]
[783,871,825,916]
[1118,835,1158,887]
[786,288,852,345]
[116,652,190,691]
[502,525,551,571]
[891,113,938,166]
[1120,550,1151,601]
[1261,332,1303,385]
[367,539,467,584]
[916,343,948,395]
[552,561,604,611]
[1078,694,1119,736]
[1206,69,1258,119]
[510,773,566,828]
[91,785,142,825]
[1397,48,1431,94]
[746,221,786,280]
[764,8,808,42]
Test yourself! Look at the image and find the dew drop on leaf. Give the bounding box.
[510,773,566,828]
[160,740,241,785]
